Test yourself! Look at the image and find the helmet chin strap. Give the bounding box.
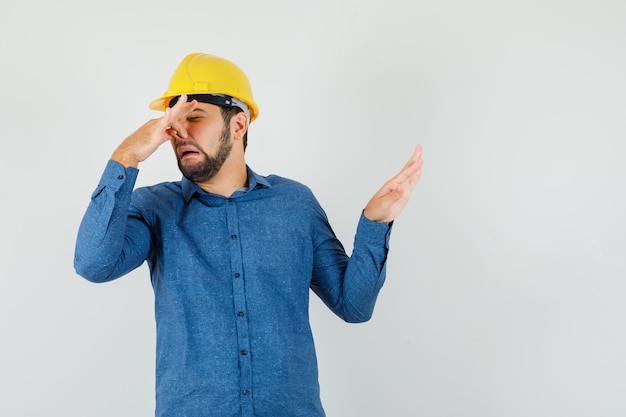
[168,94,251,123]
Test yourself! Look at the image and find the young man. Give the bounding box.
[74,52,423,417]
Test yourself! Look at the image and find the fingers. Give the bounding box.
[398,144,422,172]
[391,144,423,190]
[406,144,423,174]
[163,107,176,137]
[162,95,198,139]
[363,145,423,223]
[406,157,423,190]
[164,95,187,138]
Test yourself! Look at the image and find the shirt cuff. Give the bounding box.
[97,160,139,193]
[356,212,393,249]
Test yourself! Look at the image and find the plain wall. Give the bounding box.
[1,0,625,416]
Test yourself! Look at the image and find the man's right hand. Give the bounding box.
[111,94,197,168]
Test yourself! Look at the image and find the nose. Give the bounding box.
[170,117,191,139]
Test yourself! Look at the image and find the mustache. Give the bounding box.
[175,139,199,149]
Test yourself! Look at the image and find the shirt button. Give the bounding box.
[117,175,124,180]
[234,273,241,278]
[227,198,233,202]
[243,390,249,396]
[241,350,248,356]
[237,311,245,317]
[231,235,238,240]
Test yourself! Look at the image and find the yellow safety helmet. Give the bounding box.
[149,53,259,122]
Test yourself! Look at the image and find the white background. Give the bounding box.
[1,1,625,416]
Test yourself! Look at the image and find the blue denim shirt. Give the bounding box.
[74,160,392,417]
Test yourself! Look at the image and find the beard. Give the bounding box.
[177,123,233,183]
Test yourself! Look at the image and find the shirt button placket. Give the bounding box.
[225,198,253,415]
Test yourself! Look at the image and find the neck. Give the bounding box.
[195,154,247,197]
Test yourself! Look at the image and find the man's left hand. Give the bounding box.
[363,145,423,223]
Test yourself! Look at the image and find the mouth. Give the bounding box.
[181,150,200,159]
[177,145,201,160]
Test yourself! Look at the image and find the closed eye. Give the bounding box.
[187,108,209,122]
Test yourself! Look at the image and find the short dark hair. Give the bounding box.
[220,106,249,150]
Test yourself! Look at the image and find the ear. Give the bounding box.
[232,112,248,141]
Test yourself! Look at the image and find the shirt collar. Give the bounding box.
[181,165,271,203]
